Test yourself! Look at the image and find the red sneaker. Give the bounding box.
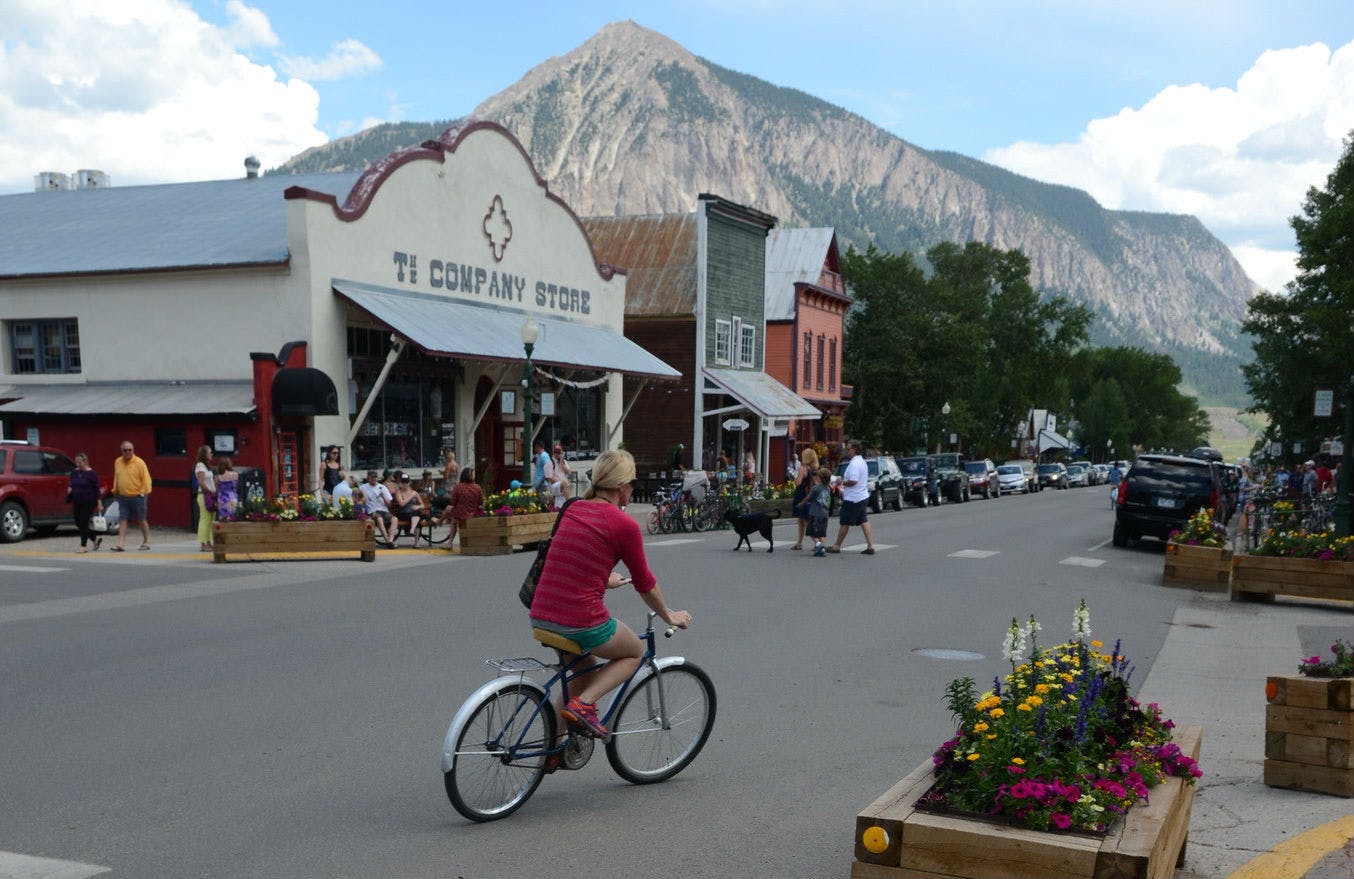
[560,696,610,741]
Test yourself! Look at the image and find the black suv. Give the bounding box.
[895,456,933,507]
[834,456,903,513]
[1113,453,1225,547]
[931,453,971,502]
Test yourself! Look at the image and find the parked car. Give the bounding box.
[1091,463,1111,485]
[1113,452,1225,547]
[996,463,1029,495]
[835,455,904,513]
[931,453,971,503]
[1008,459,1042,492]
[1037,462,1069,489]
[0,440,92,543]
[1065,463,1090,487]
[895,455,934,507]
[963,458,1000,499]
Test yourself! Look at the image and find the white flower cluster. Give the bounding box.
[1073,599,1092,642]
[1001,617,1029,663]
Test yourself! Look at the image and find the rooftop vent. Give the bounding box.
[244,156,261,179]
[74,169,109,189]
[34,172,70,192]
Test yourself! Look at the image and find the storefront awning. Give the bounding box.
[272,368,339,417]
[702,367,821,421]
[0,382,255,418]
[333,281,680,380]
[1037,428,1071,451]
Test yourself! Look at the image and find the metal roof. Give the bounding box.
[0,381,255,417]
[333,281,680,380]
[0,171,362,278]
[582,215,698,317]
[764,227,843,320]
[702,367,821,420]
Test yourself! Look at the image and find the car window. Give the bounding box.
[997,465,1021,474]
[0,449,6,471]
[1129,461,1214,492]
[43,452,75,474]
[896,459,926,475]
[1038,464,1060,474]
[13,450,43,475]
[867,460,879,477]
[963,462,985,474]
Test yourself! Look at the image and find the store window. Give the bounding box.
[154,428,188,457]
[348,326,457,474]
[714,319,731,365]
[802,332,812,389]
[816,335,825,390]
[8,319,80,374]
[541,382,603,461]
[829,337,838,391]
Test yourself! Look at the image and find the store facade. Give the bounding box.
[0,121,677,528]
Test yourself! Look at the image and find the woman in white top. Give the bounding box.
[193,445,216,552]
[547,444,572,502]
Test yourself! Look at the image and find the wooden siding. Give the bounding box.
[623,318,698,473]
[703,210,771,369]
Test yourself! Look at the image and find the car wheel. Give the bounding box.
[1112,520,1129,548]
[0,501,29,543]
[963,488,971,502]
[870,490,881,514]
[892,492,903,511]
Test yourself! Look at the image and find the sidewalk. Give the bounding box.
[1139,593,1354,879]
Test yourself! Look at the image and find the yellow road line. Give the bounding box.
[1228,814,1354,879]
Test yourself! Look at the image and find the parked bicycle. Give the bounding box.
[441,611,717,822]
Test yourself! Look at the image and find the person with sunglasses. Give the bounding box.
[110,441,153,551]
[527,448,691,741]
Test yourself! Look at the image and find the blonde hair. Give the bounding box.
[800,447,819,470]
[584,449,636,499]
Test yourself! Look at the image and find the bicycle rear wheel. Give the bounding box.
[606,661,716,784]
[444,680,557,822]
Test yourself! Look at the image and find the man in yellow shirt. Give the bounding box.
[111,440,153,551]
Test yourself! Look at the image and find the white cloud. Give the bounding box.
[986,40,1354,293]
[0,0,331,191]
[279,38,382,82]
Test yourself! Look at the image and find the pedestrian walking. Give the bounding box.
[110,440,152,551]
[828,439,876,554]
[68,452,103,552]
[807,467,832,556]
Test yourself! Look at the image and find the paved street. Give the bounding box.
[1,488,1351,878]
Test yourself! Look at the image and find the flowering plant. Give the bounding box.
[1252,529,1354,561]
[1299,639,1354,677]
[480,488,552,517]
[1167,507,1227,547]
[227,493,362,522]
[920,600,1201,834]
[765,479,798,500]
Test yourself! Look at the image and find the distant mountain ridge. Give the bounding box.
[274,20,1256,405]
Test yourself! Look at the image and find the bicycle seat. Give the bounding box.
[533,627,584,655]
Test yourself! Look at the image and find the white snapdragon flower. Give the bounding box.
[1072,599,1092,642]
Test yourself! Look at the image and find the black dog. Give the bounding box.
[723,508,779,552]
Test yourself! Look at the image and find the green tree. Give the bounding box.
[1243,130,1354,457]
[1068,347,1210,453]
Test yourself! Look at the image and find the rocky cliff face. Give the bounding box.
[277,20,1257,403]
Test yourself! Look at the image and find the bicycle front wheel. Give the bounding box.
[444,680,557,822]
[606,661,716,784]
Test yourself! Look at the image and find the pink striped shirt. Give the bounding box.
[529,500,657,629]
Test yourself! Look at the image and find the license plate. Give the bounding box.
[1154,496,1182,509]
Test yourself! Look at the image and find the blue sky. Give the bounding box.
[2,0,1352,291]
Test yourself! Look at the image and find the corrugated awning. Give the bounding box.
[0,382,255,418]
[333,280,680,380]
[702,367,821,421]
[1037,428,1072,451]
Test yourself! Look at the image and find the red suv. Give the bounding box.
[0,440,94,542]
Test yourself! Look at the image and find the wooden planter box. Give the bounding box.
[1231,555,1354,604]
[212,519,375,562]
[458,512,556,556]
[1264,675,1354,797]
[747,497,794,516]
[852,725,1203,879]
[1161,543,1231,591]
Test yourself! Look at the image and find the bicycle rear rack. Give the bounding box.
[485,657,551,673]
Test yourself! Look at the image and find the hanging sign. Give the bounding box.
[722,418,750,432]
[1315,389,1334,417]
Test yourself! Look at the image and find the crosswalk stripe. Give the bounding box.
[0,850,110,879]
[1060,556,1106,567]
[0,564,68,573]
[949,549,999,559]
[647,538,703,546]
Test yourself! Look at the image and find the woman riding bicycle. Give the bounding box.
[528,448,692,740]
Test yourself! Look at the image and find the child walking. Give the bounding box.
[808,467,832,557]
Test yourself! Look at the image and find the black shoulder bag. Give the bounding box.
[519,497,581,609]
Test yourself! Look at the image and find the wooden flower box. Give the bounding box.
[1161,543,1231,592]
[457,512,557,556]
[1231,555,1354,604]
[212,519,375,563]
[851,725,1203,879]
[747,497,794,517]
[1264,675,1354,797]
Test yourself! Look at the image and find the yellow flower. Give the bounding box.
[1090,640,1103,648]
[967,752,980,762]
[972,722,989,733]
[989,708,1005,719]
[1034,683,1050,694]
[1025,695,1043,707]
[1017,703,1033,712]
[985,734,997,740]
[1011,757,1025,765]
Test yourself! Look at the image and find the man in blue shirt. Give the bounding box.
[532,440,551,491]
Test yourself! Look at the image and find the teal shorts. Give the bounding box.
[531,617,618,652]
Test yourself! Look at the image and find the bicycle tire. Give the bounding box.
[444,680,557,822]
[646,510,661,535]
[422,519,452,546]
[606,661,716,784]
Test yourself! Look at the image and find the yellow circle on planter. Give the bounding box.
[862,825,889,853]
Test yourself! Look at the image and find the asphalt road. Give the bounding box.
[1,486,1197,878]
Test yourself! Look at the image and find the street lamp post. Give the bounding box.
[1107,438,1113,464]
[940,401,951,453]
[1334,377,1354,536]
[520,316,538,488]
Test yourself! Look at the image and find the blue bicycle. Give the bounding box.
[441,611,717,822]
